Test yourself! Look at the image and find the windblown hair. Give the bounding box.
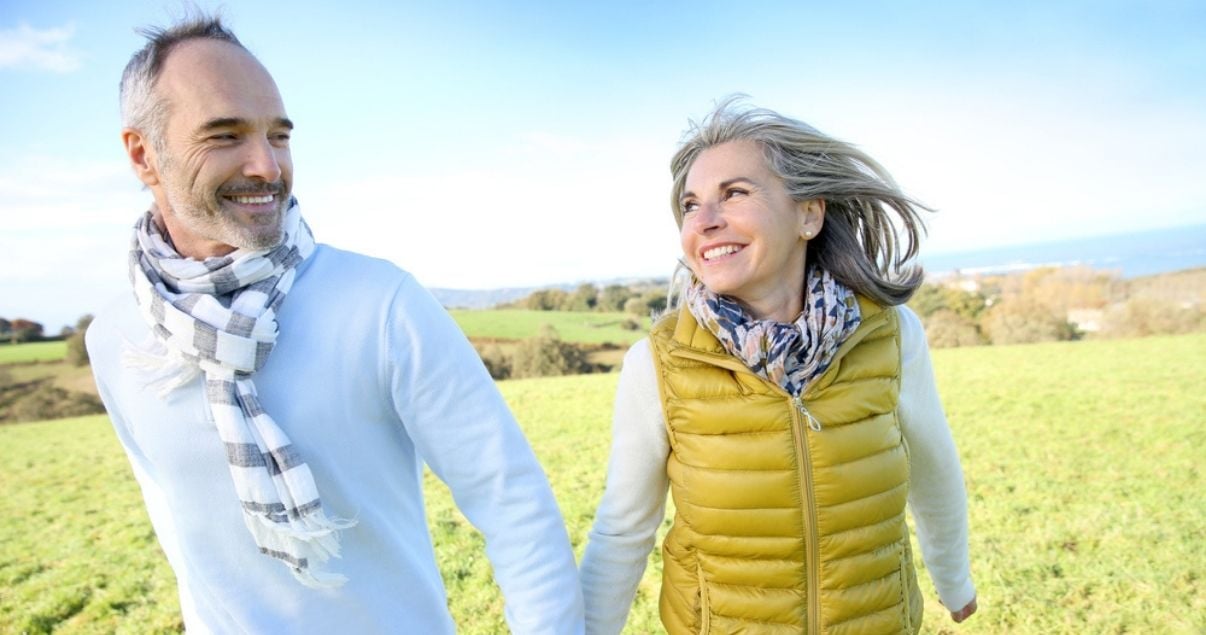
[119,12,246,152]
[668,97,928,308]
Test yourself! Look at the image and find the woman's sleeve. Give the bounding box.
[579,338,671,635]
[896,306,978,611]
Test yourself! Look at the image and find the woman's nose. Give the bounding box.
[692,201,724,232]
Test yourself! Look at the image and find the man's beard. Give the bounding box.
[159,155,290,253]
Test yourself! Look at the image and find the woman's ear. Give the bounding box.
[798,199,825,239]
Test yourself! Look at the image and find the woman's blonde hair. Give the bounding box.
[668,97,928,308]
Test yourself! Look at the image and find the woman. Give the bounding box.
[579,101,977,634]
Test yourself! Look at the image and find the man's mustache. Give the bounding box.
[217,182,285,196]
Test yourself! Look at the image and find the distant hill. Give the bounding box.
[429,286,551,310]
[430,276,668,309]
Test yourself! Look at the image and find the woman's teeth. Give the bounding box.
[703,244,742,260]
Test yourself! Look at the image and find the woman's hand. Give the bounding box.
[950,596,977,623]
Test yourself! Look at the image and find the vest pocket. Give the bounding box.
[696,561,711,634]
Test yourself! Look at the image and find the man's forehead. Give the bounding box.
[156,38,285,122]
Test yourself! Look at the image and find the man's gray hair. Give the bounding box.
[119,12,247,152]
[668,97,928,308]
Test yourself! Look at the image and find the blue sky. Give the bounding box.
[2,0,1204,331]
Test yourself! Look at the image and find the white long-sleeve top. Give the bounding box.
[88,244,584,634]
[579,305,975,634]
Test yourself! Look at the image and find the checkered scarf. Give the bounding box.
[125,200,354,588]
[686,266,861,398]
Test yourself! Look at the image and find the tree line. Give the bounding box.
[908,266,1205,347]
[500,282,669,318]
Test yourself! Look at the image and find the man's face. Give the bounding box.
[146,39,294,258]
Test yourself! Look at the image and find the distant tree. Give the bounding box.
[908,284,947,318]
[597,285,634,312]
[908,284,986,321]
[524,289,568,311]
[642,290,668,315]
[65,314,94,367]
[10,319,44,344]
[0,317,11,337]
[566,283,598,312]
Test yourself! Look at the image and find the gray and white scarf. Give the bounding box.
[126,199,354,588]
[685,266,861,398]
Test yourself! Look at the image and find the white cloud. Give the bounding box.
[0,22,81,73]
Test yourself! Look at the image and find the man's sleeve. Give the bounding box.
[382,274,584,634]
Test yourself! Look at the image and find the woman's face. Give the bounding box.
[679,140,823,321]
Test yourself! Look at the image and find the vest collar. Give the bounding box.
[661,295,892,398]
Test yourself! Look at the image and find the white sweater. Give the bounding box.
[88,245,584,634]
[579,305,975,634]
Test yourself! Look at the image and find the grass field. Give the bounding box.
[0,342,67,365]
[1,333,1203,633]
[450,309,649,344]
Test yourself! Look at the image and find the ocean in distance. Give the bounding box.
[919,223,1206,280]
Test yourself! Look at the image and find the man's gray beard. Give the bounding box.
[157,154,288,252]
[166,188,286,252]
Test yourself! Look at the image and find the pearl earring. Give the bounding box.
[803,230,814,239]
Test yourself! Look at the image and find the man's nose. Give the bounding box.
[243,136,283,182]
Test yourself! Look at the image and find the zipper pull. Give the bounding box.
[795,396,822,431]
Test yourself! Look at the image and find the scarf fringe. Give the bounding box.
[121,338,201,398]
[243,509,357,588]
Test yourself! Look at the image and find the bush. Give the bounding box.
[65,315,94,367]
[5,382,105,423]
[1099,299,1205,338]
[476,343,512,380]
[922,310,984,348]
[510,325,589,379]
[981,298,1076,345]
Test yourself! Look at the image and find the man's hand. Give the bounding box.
[950,596,977,623]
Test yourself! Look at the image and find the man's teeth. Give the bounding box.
[229,194,275,204]
[703,245,742,260]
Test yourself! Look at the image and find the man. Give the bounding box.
[86,15,584,633]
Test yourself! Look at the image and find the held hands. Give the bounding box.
[949,595,978,623]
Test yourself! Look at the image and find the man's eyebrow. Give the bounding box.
[199,117,294,131]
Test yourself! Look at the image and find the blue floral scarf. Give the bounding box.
[685,267,861,397]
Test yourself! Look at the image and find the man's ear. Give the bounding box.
[122,128,160,187]
[798,198,825,239]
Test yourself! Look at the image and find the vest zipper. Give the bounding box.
[790,395,822,633]
[794,395,822,431]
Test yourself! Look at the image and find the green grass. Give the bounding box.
[450,309,649,344]
[1,334,1203,633]
[0,342,67,365]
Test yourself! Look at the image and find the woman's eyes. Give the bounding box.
[682,188,749,214]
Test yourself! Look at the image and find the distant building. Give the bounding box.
[1067,308,1104,333]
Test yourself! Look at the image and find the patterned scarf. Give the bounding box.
[685,266,862,398]
[126,199,354,588]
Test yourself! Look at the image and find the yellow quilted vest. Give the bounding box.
[649,297,923,634]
